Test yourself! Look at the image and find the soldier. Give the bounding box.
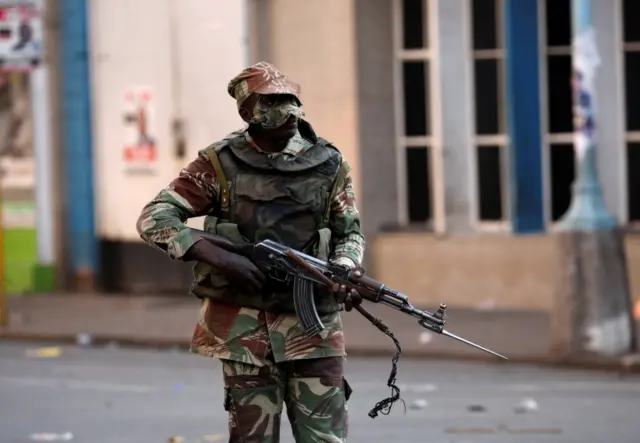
[136,61,365,443]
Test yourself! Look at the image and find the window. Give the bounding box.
[470,0,508,224]
[394,0,433,226]
[543,0,575,222]
[623,0,640,223]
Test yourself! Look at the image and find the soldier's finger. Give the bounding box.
[247,272,264,291]
[350,289,363,306]
[246,279,261,293]
[344,294,354,311]
[251,266,266,284]
[336,285,348,303]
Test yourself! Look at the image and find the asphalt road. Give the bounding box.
[1,341,639,443]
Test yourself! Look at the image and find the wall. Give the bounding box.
[89,0,248,292]
[371,233,640,310]
[353,0,397,270]
[591,0,626,221]
[267,0,361,196]
[361,1,638,310]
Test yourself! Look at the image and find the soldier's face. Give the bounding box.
[240,94,302,140]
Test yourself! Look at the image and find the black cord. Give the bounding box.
[354,305,406,419]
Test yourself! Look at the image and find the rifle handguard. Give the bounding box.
[348,271,384,303]
[284,249,381,320]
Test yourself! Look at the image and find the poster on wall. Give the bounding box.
[0,1,43,72]
[122,86,158,175]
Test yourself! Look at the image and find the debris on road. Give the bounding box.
[445,426,497,434]
[408,398,428,410]
[200,434,224,442]
[167,436,184,443]
[513,397,538,414]
[506,427,562,434]
[29,432,74,441]
[446,425,562,435]
[25,347,62,359]
[412,383,437,393]
[466,404,486,412]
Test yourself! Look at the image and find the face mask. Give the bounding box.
[249,95,304,129]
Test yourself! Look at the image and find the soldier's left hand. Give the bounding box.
[334,268,363,312]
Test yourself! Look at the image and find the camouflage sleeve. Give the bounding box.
[136,150,220,259]
[328,158,365,268]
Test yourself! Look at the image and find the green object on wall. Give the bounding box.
[4,228,37,294]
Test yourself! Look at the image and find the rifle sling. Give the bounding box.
[285,249,404,418]
[205,147,230,216]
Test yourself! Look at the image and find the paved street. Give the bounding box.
[1,341,639,443]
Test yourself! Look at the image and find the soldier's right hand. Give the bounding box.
[215,250,266,292]
[188,240,266,292]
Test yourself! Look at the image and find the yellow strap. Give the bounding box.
[205,147,229,211]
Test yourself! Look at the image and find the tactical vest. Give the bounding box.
[189,126,348,315]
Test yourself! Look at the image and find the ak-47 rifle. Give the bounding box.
[190,228,507,418]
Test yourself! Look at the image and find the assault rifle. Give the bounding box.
[190,228,507,417]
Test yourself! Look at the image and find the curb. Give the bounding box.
[2,330,639,374]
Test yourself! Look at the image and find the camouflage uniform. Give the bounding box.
[136,62,365,443]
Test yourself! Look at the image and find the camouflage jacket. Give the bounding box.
[136,123,365,366]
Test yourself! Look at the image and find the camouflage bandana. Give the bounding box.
[249,95,304,130]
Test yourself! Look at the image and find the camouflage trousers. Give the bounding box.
[221,355,351,443]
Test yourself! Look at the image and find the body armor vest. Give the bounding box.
[189,122,345,314]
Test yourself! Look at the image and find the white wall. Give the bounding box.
[89,0,248,241]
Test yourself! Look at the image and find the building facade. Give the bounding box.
[250,0,640,309]
[55,0,640,308]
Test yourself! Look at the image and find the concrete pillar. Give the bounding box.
[592,1,625,222]
[432,0,474,233]
[248,0,271,63]
[267,0,361,197]
[43,0,67,290]
[551,0,636,359]
[354,0,396,272]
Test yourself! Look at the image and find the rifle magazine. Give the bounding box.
[293,276,324,338]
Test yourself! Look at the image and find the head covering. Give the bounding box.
[227,61,301,108]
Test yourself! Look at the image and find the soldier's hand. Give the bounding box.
[189,240,265,292]
[217,252,266,293]
[334,268,364,312]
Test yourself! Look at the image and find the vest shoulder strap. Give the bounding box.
[204,146,230,213]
